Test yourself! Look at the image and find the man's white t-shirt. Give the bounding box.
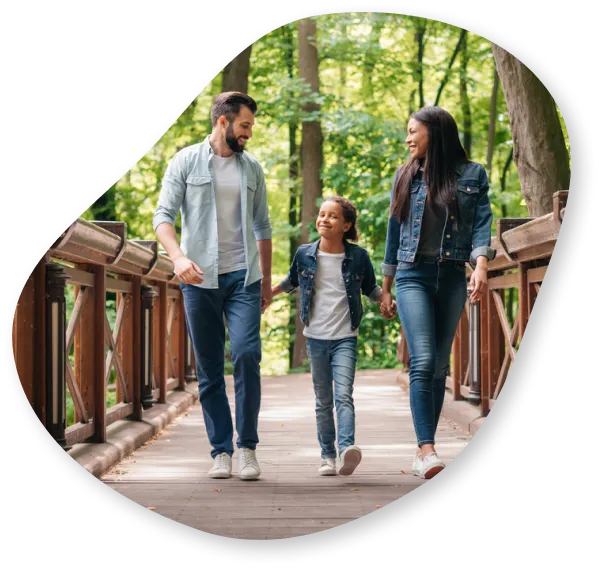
[212,154,247,274]
[303,250,358,340]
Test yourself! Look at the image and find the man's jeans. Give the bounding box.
[181,269,262,458]
[395,257,466,446]
[306,337,358,459]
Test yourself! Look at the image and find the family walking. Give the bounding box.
[153,92,494,482]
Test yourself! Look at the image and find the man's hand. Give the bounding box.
[261,278,273,314]
[173,257,204,285]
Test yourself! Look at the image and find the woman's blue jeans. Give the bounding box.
[395,256,467,446]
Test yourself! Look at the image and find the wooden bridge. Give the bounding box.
[11,190,567,539]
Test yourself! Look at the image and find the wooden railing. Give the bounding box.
[12,219,196,449]
[398,190,567,416]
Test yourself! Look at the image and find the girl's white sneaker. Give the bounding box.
[339,445,362,476]
[420,452,445,479]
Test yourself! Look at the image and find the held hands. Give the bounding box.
[174,257,204,285]
[380,291,397,320]
[261,279,273,314]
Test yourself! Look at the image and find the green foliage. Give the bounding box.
[79,13,569,376]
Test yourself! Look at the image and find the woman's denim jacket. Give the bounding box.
[382,161,496,275]
[279,240,382,331]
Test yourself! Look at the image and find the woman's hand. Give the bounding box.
[469,258,488,303]
[380,291,397,320]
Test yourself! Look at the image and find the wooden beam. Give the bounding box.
[92,265,106,442]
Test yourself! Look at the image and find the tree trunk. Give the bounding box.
[491,44,570,216]
[414,21,426,109]
[486,67,500,181]
[459,32,472,157]
[281,23,301,370]
[293,17,323,369]
[221,45,252,93]
[500,147,514,218]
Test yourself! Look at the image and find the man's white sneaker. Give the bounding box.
[339,445,362,476]
[318,458,337,476]
[209,452,232,479]
[238,448,261,480]
[420,452,445,479]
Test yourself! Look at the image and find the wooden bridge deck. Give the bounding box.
[102,369,470,540]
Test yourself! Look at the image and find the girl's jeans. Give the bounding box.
[306,337,358,459]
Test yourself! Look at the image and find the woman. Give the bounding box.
[380,106,495,479]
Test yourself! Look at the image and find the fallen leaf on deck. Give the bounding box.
[147,506,156,510]
[350,488,360,492]
[400,470,407,474]
[215,488,223,493]
[375,505,382,509]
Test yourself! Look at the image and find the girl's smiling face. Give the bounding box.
[316,201,351,240]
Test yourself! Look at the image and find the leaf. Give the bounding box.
[375,505,382,509]
[350,488,360,492]
[147,506,156,510]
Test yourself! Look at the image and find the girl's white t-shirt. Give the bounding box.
[303,250,358,340]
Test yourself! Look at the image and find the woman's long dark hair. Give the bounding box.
[391,106,468,222]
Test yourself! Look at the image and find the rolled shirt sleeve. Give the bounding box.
[252,163,272,241]
[470,165,497,267]
[153,152,187,232]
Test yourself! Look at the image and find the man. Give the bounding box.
[153,92,272,480]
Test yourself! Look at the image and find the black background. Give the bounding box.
[3,2,599,565]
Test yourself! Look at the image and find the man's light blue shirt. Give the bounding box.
[153,136,272,289]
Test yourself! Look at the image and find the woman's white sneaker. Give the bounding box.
[412,454,424,476]
[420,452,445,479]
[318,458,337,476]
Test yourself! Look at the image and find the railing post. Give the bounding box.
[92,265,106,443]
[158,281,168,403]
[132,276,142,420]
[45,263,70,450]
[467,289,481,404]
[140,285,157,409]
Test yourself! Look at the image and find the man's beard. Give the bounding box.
[225,122,246,153]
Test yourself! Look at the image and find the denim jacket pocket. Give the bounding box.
[456,182,480,224]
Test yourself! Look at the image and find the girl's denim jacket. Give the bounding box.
[279,239,382,331]
[382,161,496,275]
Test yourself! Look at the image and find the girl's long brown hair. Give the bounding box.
[391,106,468,223]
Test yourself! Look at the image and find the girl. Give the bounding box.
[381,106,495,479]
[272,196,395,476]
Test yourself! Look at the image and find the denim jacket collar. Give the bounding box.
[306,239,353,261]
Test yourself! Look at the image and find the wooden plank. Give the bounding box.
[61,265,95,288]
[518,263,529,341]
[106,402,134,426]
[66,360,89,423]
[74,281,95,424]
[34,259,47,423]
[66,286,89,352]
[492,291,517,362]
[158,281,168,403]
[13,272,36,407]
[501,212,560,254]
[132,276,142,420]
[65,421,95,446]
[488,272,519,290]
[513,241,554,263]
[459,384,470,399]
[178,298,186,390]
[487,288,502,406]
[480,287,490,416]
[102,370,471,540]
[527,265,547,284]
[93,265,107,443]
[106,277,133,294]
